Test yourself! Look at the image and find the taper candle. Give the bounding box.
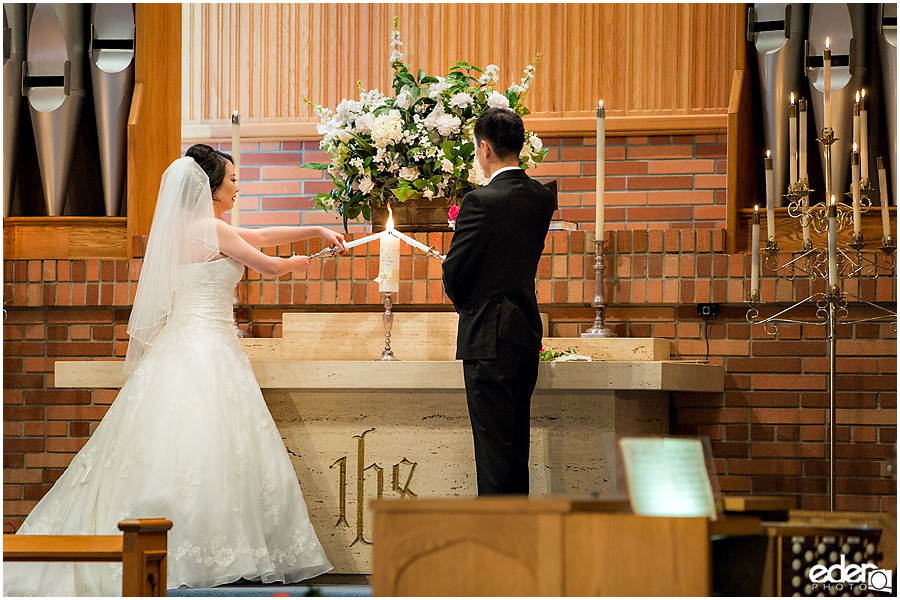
[853,92,860,152]
[799,98,808,182]
[765,151,775,240]
[389,229,432,254]
[789,93,798,184]
[851,146,861,236]
[828,196,838,288]
[878,157,891,242]
[231,111,241,227]
[824,38,832,133]
[751,205,760,297]
[860,89,869,178]
[343,231,385,250]
[595,100,606,241]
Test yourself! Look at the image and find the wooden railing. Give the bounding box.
[3,518,173,597]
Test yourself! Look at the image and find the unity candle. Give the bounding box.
[231,111,241,226]
[824,38,832,132]
[851,145,861,236]
[751,205,760,297]
[878,157,891,242]
[860,89,869,178]
[595,100,606,240]
[789,93,798,184]
[828,196,838,288]
[765,151,775,240]
[376,208,400,293]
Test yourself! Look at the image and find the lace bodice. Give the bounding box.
[168,258,244,334]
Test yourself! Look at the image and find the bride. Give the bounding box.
[3,145,344,596]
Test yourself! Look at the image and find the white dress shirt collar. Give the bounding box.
[488,166,522,183]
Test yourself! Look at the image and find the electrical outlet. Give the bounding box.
[697,303,720,318]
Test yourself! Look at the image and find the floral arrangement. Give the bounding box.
[303,17,548,229]
[539,347,592,362]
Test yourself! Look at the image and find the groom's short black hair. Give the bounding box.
[474,108,524,161]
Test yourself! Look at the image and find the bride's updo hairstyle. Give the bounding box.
[185,144,234,196]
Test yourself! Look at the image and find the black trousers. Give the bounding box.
[462,339,539,496]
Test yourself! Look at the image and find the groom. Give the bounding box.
[442,108,555,496]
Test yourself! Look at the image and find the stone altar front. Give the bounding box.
[55,312,725,574]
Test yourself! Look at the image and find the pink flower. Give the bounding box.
[448,205,460,230]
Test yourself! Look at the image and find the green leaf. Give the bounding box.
[300,162,331,170]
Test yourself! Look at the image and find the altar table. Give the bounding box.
[54,312,725,574]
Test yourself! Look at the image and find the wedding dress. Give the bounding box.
[3,257,332,596]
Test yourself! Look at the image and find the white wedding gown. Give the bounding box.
[3,258,332,596]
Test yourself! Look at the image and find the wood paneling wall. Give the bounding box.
[183,3,738,139]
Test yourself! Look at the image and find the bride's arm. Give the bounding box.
[233,225,345,251]
[215,220,310,277]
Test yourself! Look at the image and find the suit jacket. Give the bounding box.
[442,169,555,360]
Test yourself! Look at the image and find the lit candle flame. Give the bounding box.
[861,89,865,99]
[825,37,830,50]
[754,205,759,213]
[766,150,771,158]
[385,204,395,230]
[831,195,836,206]
[791,92,794,105]
[856,91,860,103]
[598,99,603,109]
[853,142,858,153]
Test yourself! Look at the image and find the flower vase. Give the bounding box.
[371,197,456,232]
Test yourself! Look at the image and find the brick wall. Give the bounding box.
[200,133,728,232]
[4,134,896,530]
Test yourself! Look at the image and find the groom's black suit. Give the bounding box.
[442,169,555,495]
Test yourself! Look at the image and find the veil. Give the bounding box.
[124,157,220,373]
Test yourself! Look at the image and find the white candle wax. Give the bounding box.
[377,230,400,293]
[824,40,832,133]
[751,207,760,297]
[828,197,838,288]
[343,231,385,249]
[595,101,606,241]
[389,229,431,254]
[799,98,808,182]
[860,92,869,178]
[231,111,241,227]
[878,157,891,242]
[851,150,861,236]
[853,94,860,152]
[789,95,798,184]
[765,153,775,240]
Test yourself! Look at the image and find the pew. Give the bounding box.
[3,518,173,596]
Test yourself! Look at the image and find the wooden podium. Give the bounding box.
[370,497,762,596]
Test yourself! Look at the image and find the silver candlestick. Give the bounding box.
[582,238,615,337]
[379,292,398,361]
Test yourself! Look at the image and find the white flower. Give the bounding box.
[428,77,451,98]
[508,83,525,95]
[449,92,474,109]
[487,90,510,109]
[478,64,500,85]
[396,91,412,110]
[423,188,434,199]
[335,99,363,123]
[441,158,454,173]
[435,113,461,136]
[399,167,419,181]
[359,175,375,195]
[350,157,364,170]
[337,129,353,143]
[468,161,489,186]
[371,109,404,148]
[529,134,543,152]
[354,112,375,135]
[390,49,404,63]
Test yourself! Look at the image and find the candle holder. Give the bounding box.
[748,124,896,511]
[379,292,398,361]
[581,238,615,338]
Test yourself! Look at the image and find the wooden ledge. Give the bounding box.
[3,217,128,260]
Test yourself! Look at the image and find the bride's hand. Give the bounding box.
[318,227,346,254]
[288,255,310,274]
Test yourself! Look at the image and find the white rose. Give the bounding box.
[449,93,474,109]
[487,90,510,109]
[359,175,375,195]
[396,91,411,110]
[399,167,419,181]
[435,114,461,137]
[529,134,543,152]
[441,158,454,173]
